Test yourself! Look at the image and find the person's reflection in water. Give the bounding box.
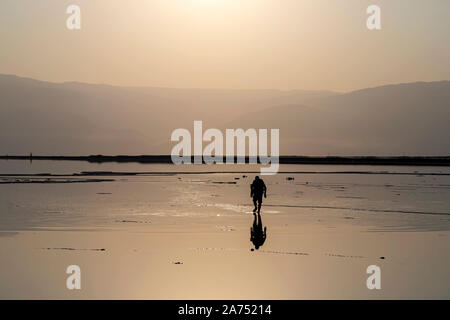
[250,212,267,251]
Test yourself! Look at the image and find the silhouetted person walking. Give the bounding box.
[250,212,267,250]
[250,176,266,214]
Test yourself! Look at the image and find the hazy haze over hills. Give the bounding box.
[0,74,449,156]
[228,81,450,155]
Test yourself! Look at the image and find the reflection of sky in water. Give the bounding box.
[2,159,450,174]
[0,162,450,299]
[0,161,449,232]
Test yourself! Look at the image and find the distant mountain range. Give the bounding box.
[1,74,449,155]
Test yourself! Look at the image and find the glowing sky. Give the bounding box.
[0,0,449,91]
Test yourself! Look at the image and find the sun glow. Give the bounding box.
[177,0,241,10]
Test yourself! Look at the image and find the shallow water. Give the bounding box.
[1,160,450,232]
[1,160,450,299]
[2,159,450,174]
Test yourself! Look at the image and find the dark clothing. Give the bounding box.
[253,193,263,203]
[251,178,267,213]
[251,179,266,197]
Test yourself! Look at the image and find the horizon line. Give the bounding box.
[2,73,449,95]
[2,154,450,158]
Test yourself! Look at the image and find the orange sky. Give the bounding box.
[0,0,449,91]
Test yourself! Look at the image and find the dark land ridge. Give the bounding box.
[1,155,450,166]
